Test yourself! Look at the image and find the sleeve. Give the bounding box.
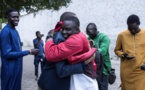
[98,36,110,56]
[33,39,37,48]
[114,34,124,57]
[42,41,44,53]
[45,36,83,62]
[42,40,44,47]
[67,48,96,64]
[0,30,29,59]
[53,31,65,44]
[55,60,84,78]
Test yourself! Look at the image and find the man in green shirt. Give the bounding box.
[86,23,112,90]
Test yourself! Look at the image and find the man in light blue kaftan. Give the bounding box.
[0,9,39,90]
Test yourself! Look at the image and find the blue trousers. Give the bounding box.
[99,73,108,90]
[34,56,45,77]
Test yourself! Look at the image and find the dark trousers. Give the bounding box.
[98,73,108,90]
[34,56,45,77]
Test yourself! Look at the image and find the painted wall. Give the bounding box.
[5,0,145,58]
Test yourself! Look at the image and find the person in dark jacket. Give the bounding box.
[38,29,95,90]
[38,12,96,90]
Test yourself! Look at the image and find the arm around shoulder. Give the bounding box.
[45,37,83,62]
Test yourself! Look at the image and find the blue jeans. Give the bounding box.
[98,73,108,90]
[34,55,45,77]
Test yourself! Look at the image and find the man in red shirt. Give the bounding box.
[45,16,96,63]
[45,16,98,90]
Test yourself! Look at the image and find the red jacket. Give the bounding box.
[45,32,96,64]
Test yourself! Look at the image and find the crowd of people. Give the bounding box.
[0,8,145,90]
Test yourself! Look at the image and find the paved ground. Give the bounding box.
[108,60,121,90]
[0,47,121,90]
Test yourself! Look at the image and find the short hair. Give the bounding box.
[86,23,97,31]
[36,31,40,35]
[63,16,80,27]
[60,12,76,21]
[48,29,54,35]
[46,29,54,40]
[5,8,18,18]
[127,14,140,25]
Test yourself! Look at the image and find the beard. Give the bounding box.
[90,35,96,39]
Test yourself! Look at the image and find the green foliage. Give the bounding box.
[0,0,71,19]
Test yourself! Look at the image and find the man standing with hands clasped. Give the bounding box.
[0,8,39,90]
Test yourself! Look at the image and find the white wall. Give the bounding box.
[14,0,145,58]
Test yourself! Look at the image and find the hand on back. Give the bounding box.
[84,53,96,64]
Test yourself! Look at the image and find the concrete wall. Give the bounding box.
[7,0,145,59]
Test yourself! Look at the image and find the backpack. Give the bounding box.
[95,51,104,85]
[94,34,116,85]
